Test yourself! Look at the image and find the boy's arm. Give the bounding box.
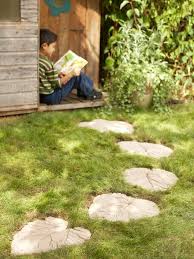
[46,65,61,88]
[39,66,55,94]
[39,59,60,93]
[47,65,77,87]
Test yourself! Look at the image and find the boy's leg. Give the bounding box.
[59,72,102,102]
[74,72,94,97]
[40,80,78,104]
[40,88,62,105]
[40,74,92,105]
[74,72,102,100]
[59,72,94,100]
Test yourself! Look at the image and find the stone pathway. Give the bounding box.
[79,119,134,134]
[123,168,178,191]
[10,119,178,255]
[88,193,160,222]
[11,217,91,256]
[118,141,173,158]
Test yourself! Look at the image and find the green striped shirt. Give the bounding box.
[39,55,60,95]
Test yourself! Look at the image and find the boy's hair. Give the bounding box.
[40,29,57,48]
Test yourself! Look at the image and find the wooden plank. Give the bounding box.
[0,24,38,38]
[58,10,70,58]
[40,0,49,28]
[21,0,38,23]
[38,100,105,112]
[59,11,70,31]
[80,32,87,74]
[85,0,101,86]
[58,29,69,58]
[0,108,36,117]
[0,104,37,113]
[49,15,60,61]
[0,92,38,108]
[68,31,81,54]
[0,66,37,80]
[69,0,86,30]
[0,52,37,66]
[0,38,38,52]
[64,96,81,103]
[0,79,38,94]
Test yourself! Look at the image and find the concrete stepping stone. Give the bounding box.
[11,217,91,256]
[88,193,160,222]
[79,119,134,134]
[123,168,178,191]
[118,141,173,158]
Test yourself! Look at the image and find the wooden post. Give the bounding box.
[85,0,101,86]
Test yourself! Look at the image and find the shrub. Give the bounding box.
[105,23,176,112]
[102,0,194,101]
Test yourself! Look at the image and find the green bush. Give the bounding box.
[102,0,194,101]
[105,24,176,112]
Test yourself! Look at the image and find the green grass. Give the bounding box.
[0,105,194,259]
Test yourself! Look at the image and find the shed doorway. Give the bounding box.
[39,0,104,112]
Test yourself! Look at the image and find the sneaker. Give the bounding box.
[86,89,103,100]
[77,89,103,100]
[77,89,86,99]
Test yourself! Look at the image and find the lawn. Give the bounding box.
[0,105,194,259]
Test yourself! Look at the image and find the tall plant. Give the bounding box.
[105,24,175,112]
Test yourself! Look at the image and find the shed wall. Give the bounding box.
[0,0,39,113]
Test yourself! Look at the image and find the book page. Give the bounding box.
[54,50,88,75]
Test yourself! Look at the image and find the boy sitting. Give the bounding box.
[39,29,102,105]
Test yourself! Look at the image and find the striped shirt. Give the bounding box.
[39,55,60,95]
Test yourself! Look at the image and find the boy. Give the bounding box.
[39,29,102,105]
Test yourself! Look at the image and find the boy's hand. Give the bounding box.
[59,73,71,85]
[73,68,81,77]
[58,72,65,78]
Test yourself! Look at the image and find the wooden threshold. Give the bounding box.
[0,104,38,117]
[0,94,106,116]
[0,109,37,117]
[38,94,105,112]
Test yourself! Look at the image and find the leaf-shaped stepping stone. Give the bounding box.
[123,168,178,191]
[11,217,91,255]
[64,227,91,246]
[88,193,160,222]
[79,119,134,134]
[118,141,173,158]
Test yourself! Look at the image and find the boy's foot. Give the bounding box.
[86,89,103,100]
[77,89,103,100]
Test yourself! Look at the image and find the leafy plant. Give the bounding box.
[101,0,194,101]
[105,23,176,112]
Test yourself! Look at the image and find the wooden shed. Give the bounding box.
[0,0,102,116]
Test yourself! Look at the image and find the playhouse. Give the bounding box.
[0,0,102,116]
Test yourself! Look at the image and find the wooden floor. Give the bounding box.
[38,93,105,112]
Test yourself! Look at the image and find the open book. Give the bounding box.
[54,50,88,76]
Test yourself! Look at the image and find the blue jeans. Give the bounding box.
[40,72,93,105]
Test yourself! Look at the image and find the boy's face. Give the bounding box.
[41,42,57,58]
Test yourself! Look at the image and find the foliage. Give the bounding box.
[105,23,175,112]
[1,107,194,257]
[102,0,194,101]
